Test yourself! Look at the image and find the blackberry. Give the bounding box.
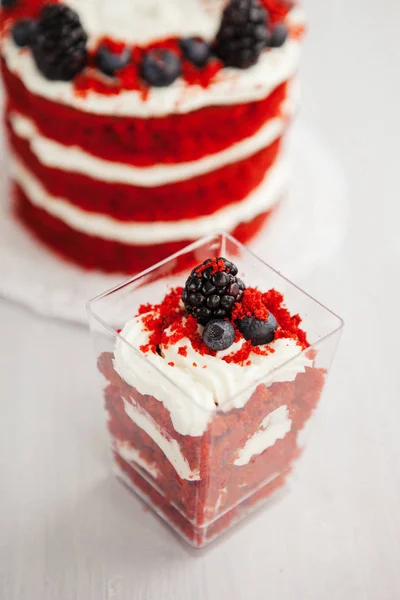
[32,4,88,81]
[214,0,270,69]
[182,257,245,325]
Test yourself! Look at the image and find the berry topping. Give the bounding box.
[214,0,270,69]
[1,0,18,7]
[202,319,235,352]
[141,49,181,87]
[182,257,245,325]
[180,37,211,68]
[238,313,278,346]
[12,18,37,48]
[32,4,88,81]
[96,45,131,77]
[269,22,288,47]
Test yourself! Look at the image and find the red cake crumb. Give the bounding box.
[261,0,293,23]
[134,283,309,366]
[168,362,175,367]
[195,257,228,276]
[232,287,271,322]
[73,36,224,97]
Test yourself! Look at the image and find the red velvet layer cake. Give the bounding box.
[89,243,343,547]
[1,0,305,273]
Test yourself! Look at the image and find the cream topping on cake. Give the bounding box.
[67,0,226,46]
[113,312,312,437]
[1,31,301,117]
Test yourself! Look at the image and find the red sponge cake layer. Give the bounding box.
[2,60,288,167]
[15,185,275,273]
[8,122,283,223]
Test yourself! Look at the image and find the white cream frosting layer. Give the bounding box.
[234,405,292,466]
[67,0,226,46]
[9,111,286,186]
[112,438,160,479]
[1,34,301,118]
[11,155,288,244]
[114,313,313,437]
[121,396,200,480]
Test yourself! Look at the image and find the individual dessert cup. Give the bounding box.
[87,233,343,548]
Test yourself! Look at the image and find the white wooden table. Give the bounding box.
[1,0,400,598]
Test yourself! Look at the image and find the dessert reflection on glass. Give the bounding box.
[88,233,343,547]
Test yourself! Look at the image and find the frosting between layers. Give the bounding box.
[121,396,201,480]
[234,405,292,466]
[1,35,301,117]
[112,438,160,479]
[114,312,313,437]
[9,111,287,186]
[11,155,288,244]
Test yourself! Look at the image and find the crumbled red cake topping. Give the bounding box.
[195,257,228,276]
[232,287,270,322]
[73,36,224,98]
[261,0,293,23]
[136,283,309,366]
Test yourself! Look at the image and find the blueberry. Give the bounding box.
[238,313,278,346]
[141,49,181,87]
[96,45,131,76]
[12,19,37,47]
[202,319,235,352]
[269,23,288,48]
[180,37,211,68]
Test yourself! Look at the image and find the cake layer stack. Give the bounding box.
[1,0,304,272]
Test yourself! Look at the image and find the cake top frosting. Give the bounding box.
[1,0,301,96]
[126,256,309,366]
[66,0,226,46]
[113,257,312,436]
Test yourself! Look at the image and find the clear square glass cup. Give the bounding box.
[87,233,343,548]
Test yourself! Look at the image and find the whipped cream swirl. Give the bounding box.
[113,311,312,437]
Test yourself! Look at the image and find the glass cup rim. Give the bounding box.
[87,232,344,415]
